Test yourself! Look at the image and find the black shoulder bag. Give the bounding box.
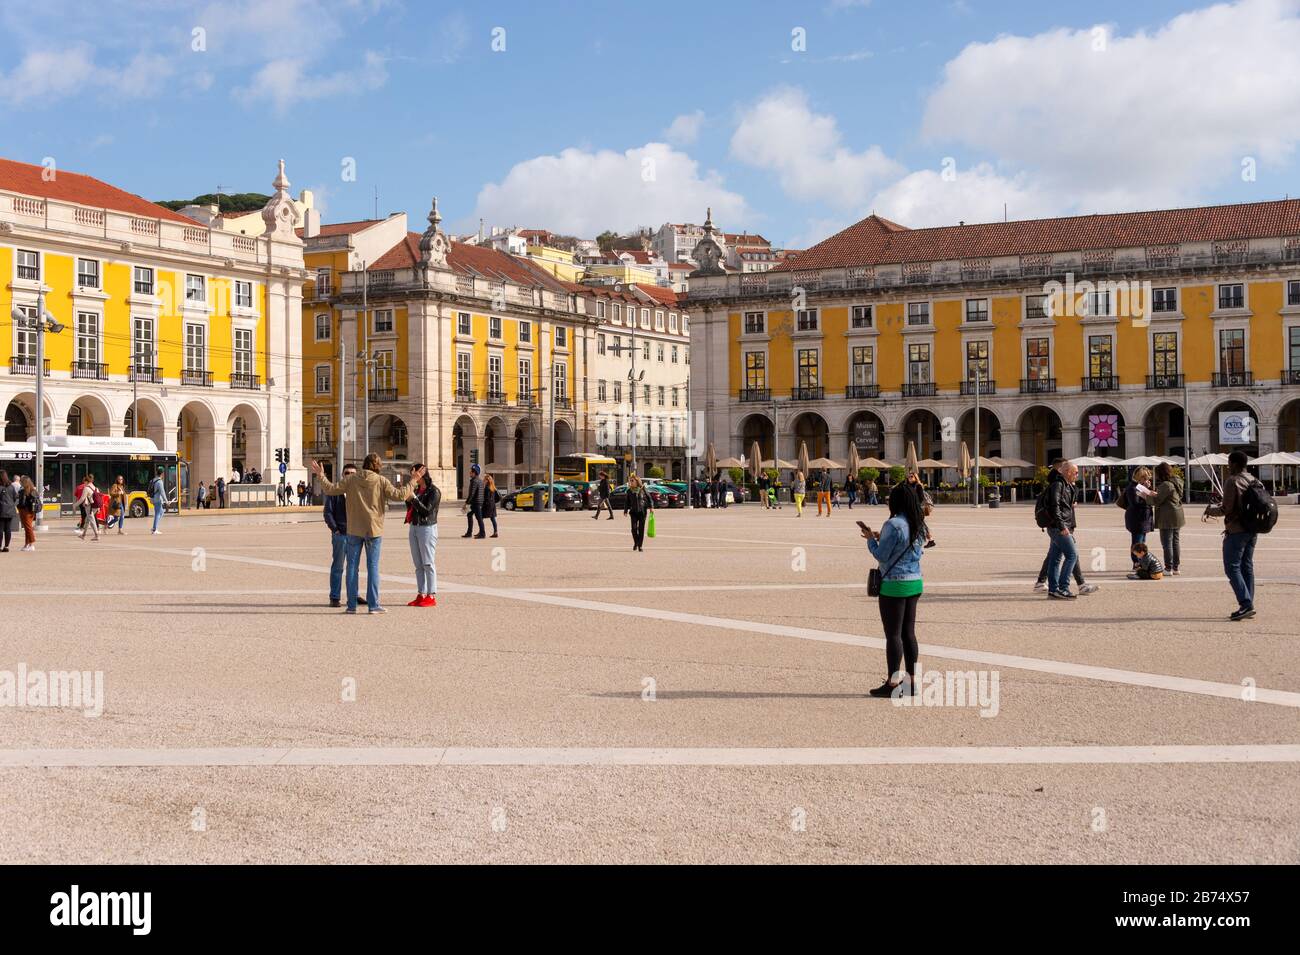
[868,537,910,598]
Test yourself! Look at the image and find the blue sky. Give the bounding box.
[2,0,1298,249]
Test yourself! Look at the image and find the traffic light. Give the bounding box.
[275,448,284,464]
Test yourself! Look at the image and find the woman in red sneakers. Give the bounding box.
[405,464,441,607]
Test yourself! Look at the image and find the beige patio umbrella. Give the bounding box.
[762,458,797,469]
[848,443,861,480]
[749,441,763,483]
[858,457,892,469]
[797,440,810,479]
[705,441,717,478]
[716,456,744,468]
[960,441,973,479]
[809,457,844,470]
[905,440,919,476]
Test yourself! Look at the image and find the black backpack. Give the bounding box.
[1239,480,1278,534]
[1034,486,1053,528]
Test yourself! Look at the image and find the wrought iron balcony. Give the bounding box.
[229,372,262,390]
[8,356,50,376]
[484,391,508,405]
[515,396,538,409]
[1081,375,1119,392]
[554,396,572,410]
[901,382,937,398]
[1020,377,1057,394]
[790,386,824,401]
[454,389,476,404]
[369,387,398,403]
[1146,374,1184,390]
[129,365,162,384]
[845,384,880,399]
[181,369,213,388]
[1211,371,1253,388]
[1285,368,1300,385]
[960,379,996,396]
[71,360,108,381]
[738,388,771,402]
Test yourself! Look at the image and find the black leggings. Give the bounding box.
[629,511,647,548]
[879,593,920,679]
[0,516,11,549]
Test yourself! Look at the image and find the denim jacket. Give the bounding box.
[867,515,923,582]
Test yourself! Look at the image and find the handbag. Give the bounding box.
[646,511,656,538]
[867,534,910,598]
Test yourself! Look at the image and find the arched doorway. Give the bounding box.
[124,395,167,447]
[958,408,1001,459]
[738,413,774,460]
[67,395,113,437]
[554,418,576,457]
[1143,401,1187,459]
[484,415,508,468]
[846,410,885,461]
[899,408,942,460]
[227,404,265,480]
[178,401,219,505]
[1208,400,1259,457]
[452,415,476,497]
[1018,405,1063,468]
[4,400,30,441]
[1080,403,1125,458]
[369,413,409,463]
[1279,399,1300,453]
[791,411,830,459]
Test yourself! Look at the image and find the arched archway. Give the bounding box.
[846,410,885,461]
[514,419,535,484]
[1279,399,1300,453]
[958,408,1001,459]
[452,415,477,497]
[178,400,219,505]
[3,393,56,441]
[1080,403,1125,458]
[124,395,168,447]
[227,404,266,480]
[1017,405,1063,468]
[790,411,830,459]
[554,418,576,457]
[899,408,942,460]
[369,413,409,464]
[1143,401,1187,459]
[67,394,114,437]
[738,413,774,460]
[4,400,31,442]
[1208,399,1260,456]
[484,415,508,467]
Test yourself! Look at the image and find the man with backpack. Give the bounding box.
[1207,449,1277,620]
[149,468,167,535]
[1035,460,1081,599]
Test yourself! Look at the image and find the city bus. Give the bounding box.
[553,453,619,484]
[0,435,179,517]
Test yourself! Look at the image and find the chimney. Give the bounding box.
[303,208,321,238]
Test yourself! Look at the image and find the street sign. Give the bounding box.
[279,462,287,475]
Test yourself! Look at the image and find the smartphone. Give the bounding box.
[856,520,870,534]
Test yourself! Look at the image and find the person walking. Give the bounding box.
[323,464,361,608]
[311,454,423,614]
[0,470,16,553]
[624,473,654,552]
[196,481,208,511]
[757,471,770,510]
[215,475,226,509]
[77,473,101,542]
[592,471,614,520]
[462,463,486,538]
[862,481,926,698]
[815,472,831,516]
[846,476,858,509]
[1122,466,1155,562]
[149,468,167,534]
[1152,461,1185,576]
[866,477,879,506]
[483,474,500,538]
[107,475,128,533]
[17,476,39,551]
[405,465,441,607]
[1206,450,1260,621]
[792,471,806,517]
[1040,460,1080,599]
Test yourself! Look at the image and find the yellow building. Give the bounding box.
[686,201,1300,469]
[301,200,600,494]
[1,157,308,502]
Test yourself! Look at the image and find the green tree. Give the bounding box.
[647,465,664,479]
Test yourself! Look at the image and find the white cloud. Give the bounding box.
[664,110,705,146]
[472,142,751,237]
[0,45,176,104]
[235,51,387,113]
[730,87,902,207]
[921,0,1300,209]
[867,163,1060,228]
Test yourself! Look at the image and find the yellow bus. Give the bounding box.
[0,436,178,517]
[553,453,618,484]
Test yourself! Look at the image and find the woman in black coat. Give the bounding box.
[1123,466,1155,556]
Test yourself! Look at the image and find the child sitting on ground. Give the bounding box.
[1127,542,1164,580]
[767,485,781,509]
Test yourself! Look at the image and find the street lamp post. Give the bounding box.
[12,290,64,533]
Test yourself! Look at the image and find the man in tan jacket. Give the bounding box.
[310,454,424,614]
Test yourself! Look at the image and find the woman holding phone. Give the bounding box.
[860,482,926,697]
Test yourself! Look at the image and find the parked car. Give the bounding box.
[608,482,681,509]
[500,482,582,511]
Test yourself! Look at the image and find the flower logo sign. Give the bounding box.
[1089,414,1119,448]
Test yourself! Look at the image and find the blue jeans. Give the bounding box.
[151,497,165,532]
[1222,531,1257,609]
[344,534,382,611]
[329,532,347,601]
[408,524,438,594]
[1045,528,1078,594]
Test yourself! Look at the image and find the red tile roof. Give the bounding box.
[0,157,198,224]
[776,202,1300,271]
[296,218,383,239]
[367,232,569,291]
[634,283,680,306]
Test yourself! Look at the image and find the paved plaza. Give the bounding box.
[0,501,1296,864]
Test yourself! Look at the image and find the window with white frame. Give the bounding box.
[518,320,531,343]
[315,267,331,295]
[907,302,930,326]
[233,327,253,375]
[643,383,650,406]
[518,358,531,400]
[1218,283,1244,310]
[744,311,765,334]
[796,308,819,331]
[16,249,40,281]
[657,343,664,362]
[315,413,332,445]
[611,304,621,325]
[489,315,502,340]
[375,350,395,389]
[1088,290,1113,316]
[597,300,606,319]
[315,313,331,341]
[851,305,873,328]
[1153,287,1178,312]
[1026,338,1051,380]
[184,323,206,371]
[14,305,37,358]
[681,314,689,334]
[1287,279,1300,307]
[852,345,874,385]
[908,343,931,383]
[555,326,568,348]
[75,312,100,365]
[456,352,472,395]
[671,387,679,407]
[640,308,650,329]
[798,348,819,388]
[654,310,664,331]
[642,340,650,361]
[457,312,471,335]
[657,386,665,406]
[373,308,394,333]
[554,362,568,400]
[965,298,989,322]
[132,317,154,368]
[234,280,253,309]
[133,266,154,295]
[488,354,502,396]
[1026,293,1049,319]
[669,312,678,332]
[316,364,332,394]
[185,273,206,303]
[597,379,607,402]
[671,345,679,364]
[613,380,622,402]
[76,258,100,289]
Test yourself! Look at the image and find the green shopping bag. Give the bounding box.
[646,511,656,538]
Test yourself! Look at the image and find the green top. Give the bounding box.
[880,577,923,598]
